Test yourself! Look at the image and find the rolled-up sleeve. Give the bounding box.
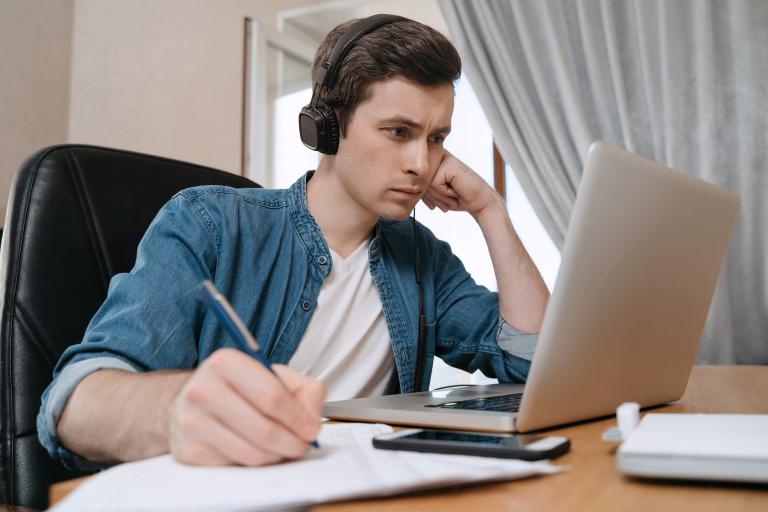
[37,356,138,470]
[497,319,538,361]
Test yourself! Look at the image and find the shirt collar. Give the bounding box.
[289,171,386,270]
[288,171,332,278]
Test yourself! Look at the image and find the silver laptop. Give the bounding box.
[323,141,740,433]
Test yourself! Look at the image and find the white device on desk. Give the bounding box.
[324,141,741,433]
[617,414,768,483]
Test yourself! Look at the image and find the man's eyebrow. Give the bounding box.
[380,115,451,134]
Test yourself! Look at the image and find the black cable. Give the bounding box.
[411,210,426,391]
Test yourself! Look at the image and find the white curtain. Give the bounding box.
[440,0,767,363]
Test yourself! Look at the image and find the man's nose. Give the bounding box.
[404,140,430,176]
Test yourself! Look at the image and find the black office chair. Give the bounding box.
[0,145,258,508]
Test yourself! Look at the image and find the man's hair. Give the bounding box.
[311,17,462,136]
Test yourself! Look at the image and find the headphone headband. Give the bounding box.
[314,14,405,89]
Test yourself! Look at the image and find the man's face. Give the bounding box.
[332,76,454,222]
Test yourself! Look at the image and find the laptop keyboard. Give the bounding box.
[427,392,523,413]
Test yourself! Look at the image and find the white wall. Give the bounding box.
[0,0,324,225]
[283,0,447,43]
[68,0,324,175]
[0,0,74,224]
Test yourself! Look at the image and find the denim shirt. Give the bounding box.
[37,172,537,469]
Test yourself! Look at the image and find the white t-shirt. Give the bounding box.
[288,238,394,401]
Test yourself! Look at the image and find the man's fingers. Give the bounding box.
[273,365,326,438]
[200,414,287,467]
[426,183,460,209]
[173,439,231,466]
[174,404,284,466]
[204,349,317,442]
[422,190,443,210]
[433,181,459,199]
[188,371,310,458]
[430,197,457,212]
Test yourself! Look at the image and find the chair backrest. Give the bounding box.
[0,145,258,508]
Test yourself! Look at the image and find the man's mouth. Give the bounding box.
[390,188,421,196]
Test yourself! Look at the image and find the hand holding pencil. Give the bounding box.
[166,282,325,467]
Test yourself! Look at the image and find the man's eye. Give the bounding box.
[430,135,445,145]
[390,127,407,138]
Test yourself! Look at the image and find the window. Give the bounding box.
[243,19,316,188]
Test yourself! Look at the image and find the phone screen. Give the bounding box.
[398,430,531,447]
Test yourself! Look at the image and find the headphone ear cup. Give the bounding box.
[316,104,339,155]
[299,105,322,152]
[298,104,340,155]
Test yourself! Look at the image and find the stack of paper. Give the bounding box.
[51,423,561,511]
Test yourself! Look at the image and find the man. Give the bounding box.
[38,15,548,470]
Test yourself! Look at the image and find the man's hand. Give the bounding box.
[169,348,325,466]
[421,150,499,216]
[420,149,549,333]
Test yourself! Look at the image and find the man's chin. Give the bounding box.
[379,210,414,222]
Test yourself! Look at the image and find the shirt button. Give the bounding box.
[302,300,311,311]
[317,255,328,265]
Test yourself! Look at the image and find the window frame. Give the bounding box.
[242,18,316,187]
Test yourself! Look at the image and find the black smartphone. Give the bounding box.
[372,429,570,460]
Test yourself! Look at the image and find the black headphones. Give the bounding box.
[298,14,404,155]
[299,14,427,392]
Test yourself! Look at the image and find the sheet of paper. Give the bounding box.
[50,423,561,511]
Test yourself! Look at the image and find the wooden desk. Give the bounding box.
[49,366,768,511]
